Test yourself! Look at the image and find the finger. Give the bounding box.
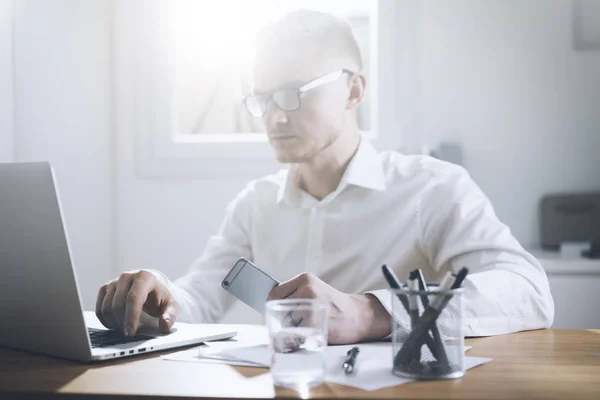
[284,311,304,327]
[95,284,110,329]
[268,279,299,301]
[284,309,309,328]
[286,284,318,300]
[101,284,118,330]
[274,331,306,353]
[111,274,134,331]
[283,286,322,327]
[268,272,313,300]
[123,275,155,337]
[158,301,178,333]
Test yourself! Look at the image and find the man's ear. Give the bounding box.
[346,73,366,110]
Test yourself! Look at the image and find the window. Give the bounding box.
[117,0,410,179]
[172,0,375,139]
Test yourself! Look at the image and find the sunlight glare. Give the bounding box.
[172,0,279,69]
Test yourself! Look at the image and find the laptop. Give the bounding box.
[0,162,237,362]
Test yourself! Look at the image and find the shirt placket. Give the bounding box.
[304,207,324,273]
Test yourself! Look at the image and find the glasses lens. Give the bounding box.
[244,94,269,117]
[272,89,300,112]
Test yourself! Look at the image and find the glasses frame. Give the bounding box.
[242,69,355,117]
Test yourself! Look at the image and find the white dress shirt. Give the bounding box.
[156,136,554,337]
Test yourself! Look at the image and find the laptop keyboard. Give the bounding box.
[88,328,156,348]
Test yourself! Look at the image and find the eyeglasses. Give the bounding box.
[243,69,354,117]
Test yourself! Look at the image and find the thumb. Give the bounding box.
[158,302,177,333]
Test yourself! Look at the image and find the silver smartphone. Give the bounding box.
[221,257,279,314]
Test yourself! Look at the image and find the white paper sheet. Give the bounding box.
[241,354,492,391]
[214,342,472,367]
[164,341,488,391]
[321,343,490,391]
[161,324,270,366]
[161,334,270,367]
[162,345,266,367]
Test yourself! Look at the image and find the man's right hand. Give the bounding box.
[95,270,178,337]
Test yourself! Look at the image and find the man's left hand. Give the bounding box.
[267,272,391,344]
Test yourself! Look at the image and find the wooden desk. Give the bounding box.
[1,329,599,399]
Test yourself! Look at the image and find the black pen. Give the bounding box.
[394,267,469,367]
[407,275,419,330]
[381,265,409,310]
[381,265,438,360]
[412,269,449,367]
[343,346,359,374]
[406,276,421,361]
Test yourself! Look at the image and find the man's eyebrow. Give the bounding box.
[281,79,304,88]
[252,80,304,94]
[252,76,308,94]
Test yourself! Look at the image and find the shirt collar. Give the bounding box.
[341,135,387,192]
[276,135,387,207]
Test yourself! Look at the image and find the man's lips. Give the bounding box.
[269,135,297,140]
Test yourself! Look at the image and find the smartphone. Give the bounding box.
[221,257,279,314]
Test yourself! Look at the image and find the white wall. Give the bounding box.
[417,0,600,246]
[548,273,600,328]
[0,0,14,162]
[12,0,113,309]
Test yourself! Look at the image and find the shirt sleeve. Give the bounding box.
[417,164,554,336]
[150,184,254,323]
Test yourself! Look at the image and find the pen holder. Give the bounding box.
[389,287,465,380]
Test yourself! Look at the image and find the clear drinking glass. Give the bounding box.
[389,287,465,380]
[265,299,329,388]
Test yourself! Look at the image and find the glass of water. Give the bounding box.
[265,299,329,388]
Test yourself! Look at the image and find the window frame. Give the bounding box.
[117,0,419,179]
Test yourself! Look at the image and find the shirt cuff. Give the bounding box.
[147,269,195,322]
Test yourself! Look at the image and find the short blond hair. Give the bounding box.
[255,9,363,71]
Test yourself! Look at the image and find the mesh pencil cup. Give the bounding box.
[389,287,465,380]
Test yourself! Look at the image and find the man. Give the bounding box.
[96,10,554,344]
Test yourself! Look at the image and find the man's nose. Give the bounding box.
[264,101,288,127]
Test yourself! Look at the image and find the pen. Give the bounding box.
[394,267,469,367]
[411,269,449,367]
[381,265,410,310]
[406,276,421,361]
[343,346,359,374]
[381,265,438,361]
[407,275,419,330]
